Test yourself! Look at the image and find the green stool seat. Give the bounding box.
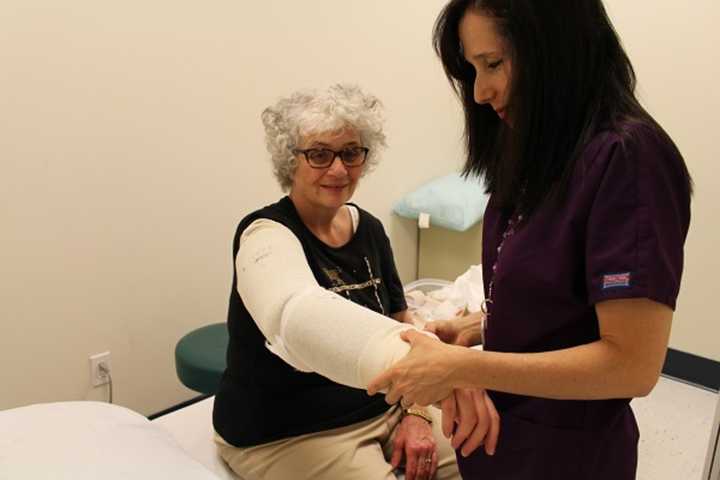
[175,323,228,395]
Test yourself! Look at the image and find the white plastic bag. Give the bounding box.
[404,265,485,326]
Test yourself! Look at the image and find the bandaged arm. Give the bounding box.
[236,219,417,389]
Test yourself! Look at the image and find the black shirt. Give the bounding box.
[213,196,407,447]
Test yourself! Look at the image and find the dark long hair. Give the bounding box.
[434,0,693,216]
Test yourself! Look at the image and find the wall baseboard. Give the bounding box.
[148,394,210,420]
[663,348,720,392]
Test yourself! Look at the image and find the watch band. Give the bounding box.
[403,407,433,425]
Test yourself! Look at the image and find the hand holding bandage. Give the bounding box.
[368,331,461,407]
[425,312,485,347]
[368,331,500,457]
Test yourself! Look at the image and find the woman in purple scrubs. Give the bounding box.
[369,0,693,478]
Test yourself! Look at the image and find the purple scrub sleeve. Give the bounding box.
[585,125,690,309]
[460,124,690,480]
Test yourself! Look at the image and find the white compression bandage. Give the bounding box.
[236,218,417,389]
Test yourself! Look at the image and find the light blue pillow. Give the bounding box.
[393,173,489,232]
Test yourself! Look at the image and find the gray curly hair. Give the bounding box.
[261,84,387,191]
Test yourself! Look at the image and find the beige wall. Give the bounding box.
[0,0,461,415]
[418,222,483,281]
[0,1,716,416]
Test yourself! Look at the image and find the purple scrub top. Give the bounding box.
[458,124,691,479]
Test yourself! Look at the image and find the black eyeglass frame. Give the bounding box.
[292,147,370,169]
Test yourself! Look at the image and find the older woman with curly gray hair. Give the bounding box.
[211,85,480,480]
[262,84,386,192]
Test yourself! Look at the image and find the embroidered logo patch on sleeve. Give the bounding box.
[602,272,631,289]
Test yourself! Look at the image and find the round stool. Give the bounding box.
[175,323,228,395]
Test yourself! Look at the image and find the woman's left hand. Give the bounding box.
[440,388,500,457]
[368,330,464,407]
[391,414,437,480]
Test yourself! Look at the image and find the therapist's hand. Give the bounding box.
[440,389,499,457]
[425,312,485,347]
[368,330,464,407]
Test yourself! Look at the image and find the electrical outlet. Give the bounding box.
[89,351,111,387]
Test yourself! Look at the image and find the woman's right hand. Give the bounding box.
[425,312,484,347]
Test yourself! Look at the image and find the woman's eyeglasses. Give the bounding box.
[293,147,369,169]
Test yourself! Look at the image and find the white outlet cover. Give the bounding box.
[89,351,111,387]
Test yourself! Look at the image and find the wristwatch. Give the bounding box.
[403,407,433,425]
